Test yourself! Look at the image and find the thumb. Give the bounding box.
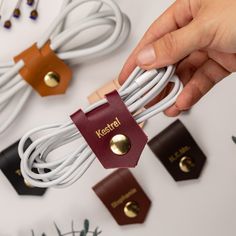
[136,20,208,69]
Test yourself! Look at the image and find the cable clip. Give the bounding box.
[0,139,47,195]
[93,169,151,225]
[14,41,72,96]
[71,90,148,169]
[148,120,207,181]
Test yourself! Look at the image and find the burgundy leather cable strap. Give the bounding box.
[93,169,151,225]
[70,90,148,169]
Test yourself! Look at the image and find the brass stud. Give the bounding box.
[44,71,60,88]
[110,134,131,156]
[124,201,140,218]
[15,169,34,188]
[179,156,195,173]
[24,179,34,188]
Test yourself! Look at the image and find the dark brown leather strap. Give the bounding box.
[14,41,72,97]
[148,119,206,181]
[93,169,151,225]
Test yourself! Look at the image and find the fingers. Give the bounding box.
[146,51,208,109]
[136,19,209,70]
[208,50,236,73]
[176,50,208,85]
[118,0,196,84]
[165,59,230,117]
[145,83,173,108]
[164,50,208,116]
[118,32,154,85]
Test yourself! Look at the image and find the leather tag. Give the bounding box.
[148,120,206,181]
[14,41,72,97]
[0,139,47,196]
[88,79,120,104]
[87,79,145,129]
[71,90,148,169]
[93,169,151,225]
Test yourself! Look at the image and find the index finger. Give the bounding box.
[118,0,197,84]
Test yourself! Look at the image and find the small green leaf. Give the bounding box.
[71,221,75,236]
[31,219,101,236]
[232,136,236,144]
[54,222,62,236]
[84,219,89,233]
[93,227,102,236]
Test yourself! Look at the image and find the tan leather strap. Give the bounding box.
[88,79,120,104]
[14,41,72,97]
[88,79,146,128]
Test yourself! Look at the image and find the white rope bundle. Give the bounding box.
[18,66,183,188]
[0,0,131,134]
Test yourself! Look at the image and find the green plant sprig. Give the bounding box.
[31,219,102,236]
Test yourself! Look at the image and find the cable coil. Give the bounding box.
[18,66,183,188]
[0,0,131,134]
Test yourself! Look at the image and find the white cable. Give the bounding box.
[18,65,183,188]
[0,0,131,134]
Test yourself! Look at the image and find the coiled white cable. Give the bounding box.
[18,65,183,188]
[0,0,131,134]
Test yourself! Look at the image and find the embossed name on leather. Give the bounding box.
[71,90,148,169]
[93,169,151,225]
[148,120,206,181]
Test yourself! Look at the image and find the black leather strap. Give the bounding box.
[0,139,47,196]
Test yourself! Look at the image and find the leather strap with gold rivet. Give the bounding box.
[18,66,182,188]
[93,169,151,225]
[14,41,72,97]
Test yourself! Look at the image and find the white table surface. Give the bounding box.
[1,0,236,235]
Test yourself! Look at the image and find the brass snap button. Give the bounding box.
[110,134,131,156]
[24,179,34,188]
[44,71,60,88]
[179,156,195,173]
[124,201,140,218]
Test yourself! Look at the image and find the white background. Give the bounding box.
[0,0,236,235]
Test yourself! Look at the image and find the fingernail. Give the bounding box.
[164,105,181,117]
[137,44,156,66]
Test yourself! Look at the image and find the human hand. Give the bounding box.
[119,0,236,116]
